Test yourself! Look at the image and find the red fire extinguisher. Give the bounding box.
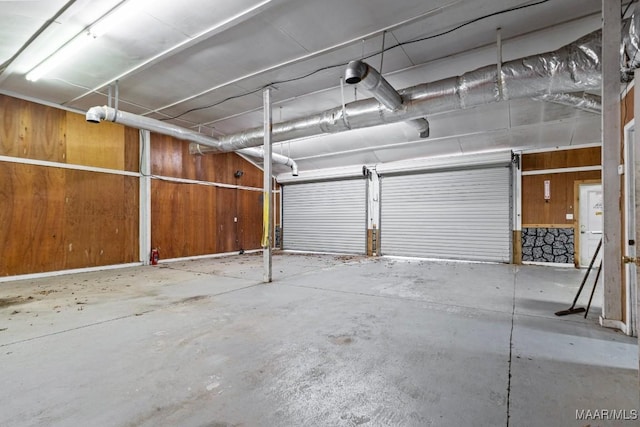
[150,248,159,265]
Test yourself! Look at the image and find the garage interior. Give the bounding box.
[1,0,639,425]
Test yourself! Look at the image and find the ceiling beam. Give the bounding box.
[64,0,277,105]
[138,0,465,117]
[194,11,602,131]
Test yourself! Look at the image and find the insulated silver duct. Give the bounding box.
[344,59,430,138]
[622,7,640,80]
[85,105,298,175]
[238,147,298,176]
[344,60,402,110]
[533,92,601,114]
[191,27,603,155]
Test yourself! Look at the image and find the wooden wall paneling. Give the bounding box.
[212,187,237,253]
[513,230,522,264]
[0,95,19,157]
[124,127,141,172]
[0,163,66,276]
[65,112,125,170]
[522,147,602,171]
[621,86,633,128]
[522,170,601,225]
[199,185,218,255]
[185,185,208,256]
[238,156,264,188]
[151,180,224,259]
[63,170,130,269]
[198,152,239,184]
[151,180,186,259]
[197,152,265,188]
[150,134,197,179]
[0,95,66,162]
[181,184,200,256]
[238,189,263,250]
[565,147,602,169]
[522,174,563,225]
[123,176,140,263]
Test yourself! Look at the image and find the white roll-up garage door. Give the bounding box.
[381,167,511,262]
[283,179,366,254]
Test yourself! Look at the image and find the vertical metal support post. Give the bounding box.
[263,88,273,283]
[496,27,504,101]
[139,130,152,265]
[601,0,623,323]
[114,80,119,114]
[513,152,522,264]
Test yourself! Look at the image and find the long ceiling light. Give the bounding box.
[25,0,146,82]
[25,34,94,82]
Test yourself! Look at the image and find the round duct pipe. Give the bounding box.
[344,60,368,84]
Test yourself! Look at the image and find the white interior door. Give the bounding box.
[579,184,603,267]
[624,125,636,336]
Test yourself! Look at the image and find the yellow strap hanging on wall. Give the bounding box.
[261,193,269,247]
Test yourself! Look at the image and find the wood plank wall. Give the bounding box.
[1,94,269,276]
[0,94,139,276]
[521,147,602,226]
[149,134,268,259]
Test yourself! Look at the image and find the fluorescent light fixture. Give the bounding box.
[26,35,93,82]
[26,0,150,82]
[90,0,149,38]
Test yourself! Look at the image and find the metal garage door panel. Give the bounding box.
[283,179,366,254]
[381,167,511,262]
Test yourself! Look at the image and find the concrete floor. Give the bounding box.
[0,253,637,427]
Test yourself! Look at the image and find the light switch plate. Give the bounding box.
[566,213,574,220]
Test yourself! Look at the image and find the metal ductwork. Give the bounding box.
[622,5,640,80]
[85,106,298,175]
[533,92,601,114]
[344,59,430,138]
[237,147,298,176]
[191,27,604,155]
[344,60,403,109]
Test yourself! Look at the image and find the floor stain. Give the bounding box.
[177,295,210,305]
[0,297,32,309]
[328,334,354,345]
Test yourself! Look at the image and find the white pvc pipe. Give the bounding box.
[85,105,298,175]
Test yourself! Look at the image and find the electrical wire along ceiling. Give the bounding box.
[0,0,622,174]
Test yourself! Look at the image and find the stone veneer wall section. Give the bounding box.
[522,228,574,264]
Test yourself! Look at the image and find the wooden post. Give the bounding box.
[601,0,623,323]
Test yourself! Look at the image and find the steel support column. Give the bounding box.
[139,130,151,265]
[263,88,273,283]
